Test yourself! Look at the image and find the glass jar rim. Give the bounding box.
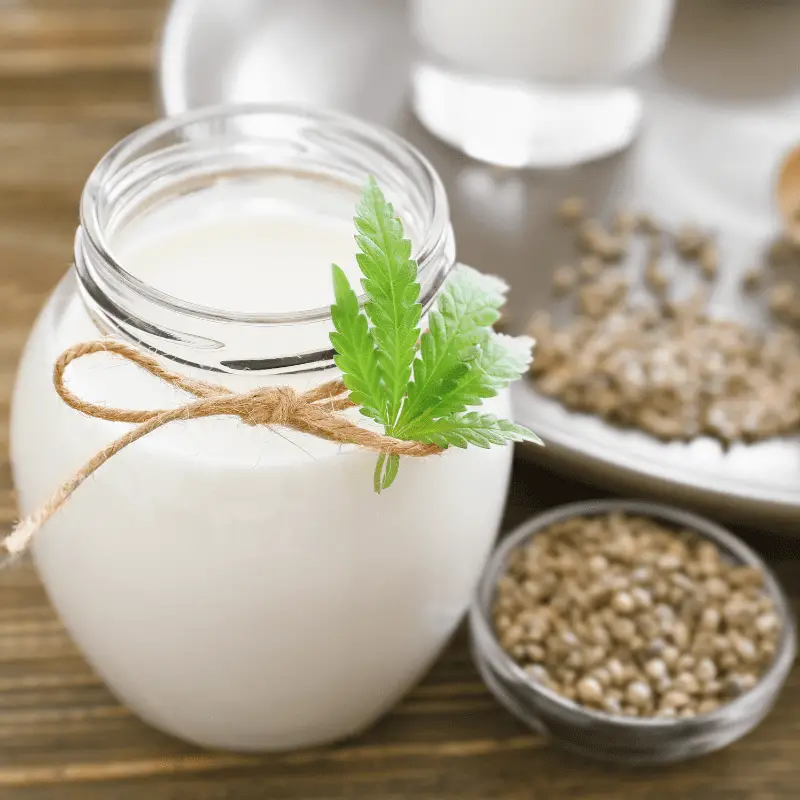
[78,102,451,327]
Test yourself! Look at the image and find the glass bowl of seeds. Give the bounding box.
[469,499,796,765]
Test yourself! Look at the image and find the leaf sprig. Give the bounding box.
[330,177,541,491]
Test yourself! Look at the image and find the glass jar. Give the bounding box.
[470,500,796,764]
[10,105,513,752]
[410,0,676,168]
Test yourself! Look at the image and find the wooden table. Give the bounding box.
[1,1,799,797]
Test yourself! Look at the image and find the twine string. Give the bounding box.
[2,340,441,562]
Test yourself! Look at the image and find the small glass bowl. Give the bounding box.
[469,499,797,765]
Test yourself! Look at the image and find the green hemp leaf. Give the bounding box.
[329,178,541,491]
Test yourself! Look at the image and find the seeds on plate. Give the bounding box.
[530,309,800,444]
[647,230,665,260]
[492,513,782,719]
[698,241,719,281]
[578,220,627,262]
[635,213,661,236]
[675,225,709,260]
[742,267,764,292]
[767,236,800,268]
[579,256,604,281]
[612,211,636,238]
[577,268,628,319]
[769,282,799,320]
[552,265,578,295]
[532,203,800,445]
[556,196,586,224]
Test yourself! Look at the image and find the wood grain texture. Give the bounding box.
[0,1,798,797]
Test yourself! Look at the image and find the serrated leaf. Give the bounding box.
[355,176,421,427]
[481,332,535,383]
[381,453,400,490]
[329,264,385,423]
[328,178,542,494]
[373,453,386,493]
[402,412,543,449]
[372,453,401,492]
[400,266,509,427]
[400,332,535,429]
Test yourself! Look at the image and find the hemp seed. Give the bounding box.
[743,267,764,292]
[492,513,782,720]
[769,282,798,319]
[579,256,603,281]
[675,225,708,260]
[534,203,800,446]
[698,241,719,281]
[645,259,669,294]
[636,213,661,235]
[552,265,578,295]
[556,196,586,224]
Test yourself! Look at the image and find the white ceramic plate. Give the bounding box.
[157,0,800,530]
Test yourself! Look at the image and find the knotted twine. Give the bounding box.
[2,339,441,562]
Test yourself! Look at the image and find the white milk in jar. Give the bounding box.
[410,0,676,167]
[10,107,514,751]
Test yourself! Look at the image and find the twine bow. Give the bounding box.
[2,340,441,562]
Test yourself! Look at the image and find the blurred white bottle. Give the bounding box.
[411,0,675,168]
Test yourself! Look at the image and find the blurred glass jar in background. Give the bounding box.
[410,0,676,168]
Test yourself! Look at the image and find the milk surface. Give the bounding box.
[113,176,364,315]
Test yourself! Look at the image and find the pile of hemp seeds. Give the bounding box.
[493,512,783,719]
[526,197,800,444]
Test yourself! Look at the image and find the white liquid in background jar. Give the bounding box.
[412,0,675,82]
[410,0,676,167]
[11,175,512,751]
